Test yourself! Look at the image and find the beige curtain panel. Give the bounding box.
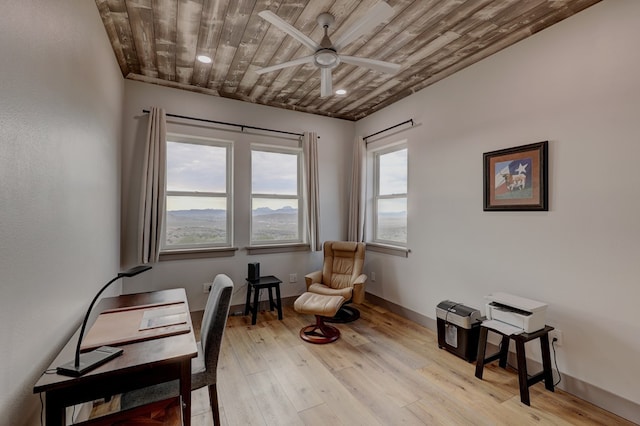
[303,132,321,251]
[348,136,366,242]
[138,107,167,264]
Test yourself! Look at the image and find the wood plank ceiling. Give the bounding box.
[96,0,601,121]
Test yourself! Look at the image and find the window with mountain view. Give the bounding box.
[373,144,407,245]
[251,147,302,244]
[162,136,232,250]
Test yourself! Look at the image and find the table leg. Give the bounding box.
[540,333,555,392]
[498,335,510,368]
[275,283,283,320]
[475,326,489,379]
[268,286,275,311]
[180,359,192,426]
[514,339,531,405]
[244,282,252,316]
[45,392,65,426]
[252,285,260,325]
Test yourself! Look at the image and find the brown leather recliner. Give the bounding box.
[304,241,367,322]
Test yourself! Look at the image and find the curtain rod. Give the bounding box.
[364,119,414,142]
[142,109,305,138]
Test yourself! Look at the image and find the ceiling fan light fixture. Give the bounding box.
[335,89,347,95]
[314,49,339,68]
[196,55,212,64]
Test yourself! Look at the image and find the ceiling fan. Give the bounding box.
[256,1,401,98]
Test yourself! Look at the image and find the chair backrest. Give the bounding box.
[200,274,233,377]
[321,241,365,289]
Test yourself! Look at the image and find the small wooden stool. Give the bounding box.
[294,293,346,344]
[244,275,283,325]
[475,324,555,406]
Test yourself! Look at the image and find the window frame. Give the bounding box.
[161,133,234,252]
[371,141,408,247]
[249,143,304,247]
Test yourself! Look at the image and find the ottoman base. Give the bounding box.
[294,292,346,344]
[300,316,341,344]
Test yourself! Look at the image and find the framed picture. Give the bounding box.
[483,141,548,211]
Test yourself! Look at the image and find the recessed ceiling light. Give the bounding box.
[335,89,347,95]
[197,55,212,64]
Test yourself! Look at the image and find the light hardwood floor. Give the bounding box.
[90,301,632,425]
[185,301,633,426]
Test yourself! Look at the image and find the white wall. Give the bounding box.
[0,1,124,424]
[356,0,640,420]
[120,81,355,310]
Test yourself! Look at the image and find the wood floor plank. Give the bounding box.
[304,336,360,372]
[247,326,325,412]
[355,342,444,402]
[225,324,269,375]
[335,366,425,425]
[289,344,383,426]
[297,402,346,426]
[248,369,304,426]
[217,339,268,425]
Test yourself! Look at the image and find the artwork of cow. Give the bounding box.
[502,173,526,191]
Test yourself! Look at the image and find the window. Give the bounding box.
[162,135,233,250]
[373,144,407,245]
[250,146,303,245]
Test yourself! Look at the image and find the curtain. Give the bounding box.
[303,132,321,251]
[138,107,167,264]
[347,136,366,242]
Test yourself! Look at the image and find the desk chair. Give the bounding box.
[121,274,233,425]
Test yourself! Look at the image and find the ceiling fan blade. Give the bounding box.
[255,55,315,75]
[333,2,395,51]
[258,11,320,52]
[320,68,333,98]
[340,55,401,74]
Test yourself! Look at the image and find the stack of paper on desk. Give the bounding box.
[81,301,190,351]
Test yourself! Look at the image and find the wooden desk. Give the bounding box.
[33,288,197,426]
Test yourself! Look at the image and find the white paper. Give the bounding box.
[142,305,185,319]
[139,305,187,330]
[482,319,524,335]
[445,323,458,347]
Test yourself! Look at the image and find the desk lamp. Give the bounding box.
[56,265,152,377]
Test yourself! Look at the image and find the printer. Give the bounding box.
[485,292,547,333]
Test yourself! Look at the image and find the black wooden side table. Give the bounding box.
[475,324,555,406]
[244,275,283,325]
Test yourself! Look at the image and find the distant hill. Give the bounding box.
[379,211,407,217]
[168,208,225,217]
[253,206,297,216]
[167,206,298,218]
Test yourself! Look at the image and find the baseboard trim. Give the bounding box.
[365,292,437,330]
[364,292,640,424]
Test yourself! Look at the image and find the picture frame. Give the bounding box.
[483,141,548,211]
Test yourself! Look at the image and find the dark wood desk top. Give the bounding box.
[34,288,197,394]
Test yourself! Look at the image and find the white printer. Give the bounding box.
[485,292,547,333]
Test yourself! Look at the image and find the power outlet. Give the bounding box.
[203,282,212,293]
[371,271,376,282]
[549,329,563,346]
[289,273,297,283]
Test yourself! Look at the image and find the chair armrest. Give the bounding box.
[351,274,368,304]
[304,270,322,290]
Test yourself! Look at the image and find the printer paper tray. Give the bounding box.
[482,319,523,335]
